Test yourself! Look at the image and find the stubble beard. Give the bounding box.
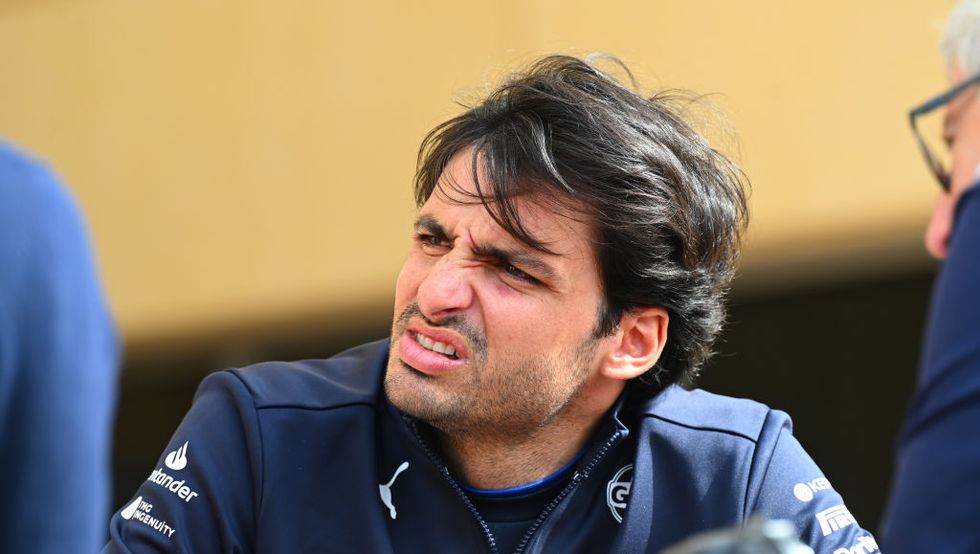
[385,302,600,442]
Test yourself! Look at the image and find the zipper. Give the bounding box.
[406,414,626,554]
[406,419,500,554]
[512,429,625,554]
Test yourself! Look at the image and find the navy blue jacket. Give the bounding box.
[882,187,980,553]
[0,141,119,553]
[106,341,875,553]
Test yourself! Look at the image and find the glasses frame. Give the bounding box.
[909,72,980,192]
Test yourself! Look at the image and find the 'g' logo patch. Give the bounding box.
[606,464,633,523]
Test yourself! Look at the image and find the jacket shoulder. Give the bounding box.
[641,385,788,442]
[218,339,390,410]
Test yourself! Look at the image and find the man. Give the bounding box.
[0,140,119,553]
[105,56,874,553]
[882,1,980,551]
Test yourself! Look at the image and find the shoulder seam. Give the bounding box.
[742,409,784,516]
[642,413,761,443]
[225,370,265,541]
[253,400,377,412]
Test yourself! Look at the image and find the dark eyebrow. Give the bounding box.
[413,214,561,283]
[414,215,449,238]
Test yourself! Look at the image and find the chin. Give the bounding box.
[384,361,433,414]
[384,366,469,432]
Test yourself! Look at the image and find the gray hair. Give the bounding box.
[943,0,980,75]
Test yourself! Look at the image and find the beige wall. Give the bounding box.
[0,0,956,350]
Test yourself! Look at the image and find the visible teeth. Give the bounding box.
[416,333,457,357]
[435,342,456,356]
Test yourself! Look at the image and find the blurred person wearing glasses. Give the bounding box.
[882,1,980,552]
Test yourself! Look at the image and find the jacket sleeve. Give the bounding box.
[881,187,980,553]
[103,371,263,553]
[749,412,879,554]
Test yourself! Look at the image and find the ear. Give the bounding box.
[599,306,669,381]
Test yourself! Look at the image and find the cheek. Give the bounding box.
[482,291,569,346]
[492,282,519,298]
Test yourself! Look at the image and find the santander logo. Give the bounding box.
[165,441,189,471]
[146,440,200,504]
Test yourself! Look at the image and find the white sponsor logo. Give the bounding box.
[379,461,409,520]
[148,468,199,503]
[833,535,879,554]
[816,504,856,536]
[165,441,189,471]
[793,483,814,502]
[121,496,142,520]
[793,476,832,502]
[606,464,633,523]
[120,496,176,538]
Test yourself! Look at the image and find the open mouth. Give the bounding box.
[413,331,459,360]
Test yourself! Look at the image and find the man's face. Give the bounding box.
[384,153,618,438]
[927,63,980,258]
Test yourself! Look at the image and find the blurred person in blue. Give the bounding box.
[882,1,980,551]
[0,141,119,553]
[105,56,876,553]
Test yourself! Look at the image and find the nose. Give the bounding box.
[416,255,475,322]
[925,192,955,259]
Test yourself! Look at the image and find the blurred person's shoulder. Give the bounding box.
[0,139,71,209]
[0,139,89,251]
[0,139,48,177]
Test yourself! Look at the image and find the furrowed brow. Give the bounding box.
[414,214,561,282]
[471,243,559,282]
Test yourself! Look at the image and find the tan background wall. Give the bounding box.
[0,0,956,354]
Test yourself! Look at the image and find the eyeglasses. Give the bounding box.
[909,72,980,192]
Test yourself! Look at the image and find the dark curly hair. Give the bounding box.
[413,55,748,394]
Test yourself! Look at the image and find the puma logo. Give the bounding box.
[379,461,409,520]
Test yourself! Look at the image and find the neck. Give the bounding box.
[441,426,587,489]
[438,385,621,490]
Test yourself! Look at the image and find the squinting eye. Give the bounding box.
[503,263,537,284]
[416,234,446,248]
